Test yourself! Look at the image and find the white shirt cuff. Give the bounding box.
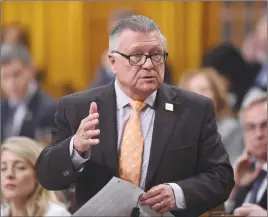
[69,136,91,171]
[167,183,186,209]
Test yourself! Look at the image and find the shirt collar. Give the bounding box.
[254,160,267,172]
[262,163,267,172]
[114,79,157,110]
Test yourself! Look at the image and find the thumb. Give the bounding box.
[89,102,98,115]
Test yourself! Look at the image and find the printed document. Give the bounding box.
[72,177,174,216]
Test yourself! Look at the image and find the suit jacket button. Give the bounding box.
[63,170,70,176]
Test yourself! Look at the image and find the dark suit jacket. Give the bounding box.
[35,81,234,217]
[1,88,57,142]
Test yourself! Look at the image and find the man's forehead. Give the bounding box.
[243,102,267,121]
[118,29,162,50]
[1,60,25,68]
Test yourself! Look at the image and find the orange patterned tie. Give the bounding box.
[119,101,145,186]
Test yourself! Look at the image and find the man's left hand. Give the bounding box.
[140,184,176,214]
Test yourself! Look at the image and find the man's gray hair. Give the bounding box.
[109,15,167,51]
[0,44,32,66]
[239,91,267,120]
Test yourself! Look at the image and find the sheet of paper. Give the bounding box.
[72,177,174,217]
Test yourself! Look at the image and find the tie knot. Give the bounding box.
[130,101,145,113]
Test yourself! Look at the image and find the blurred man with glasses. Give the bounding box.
[226,93,267,216]
[36,15,234,217]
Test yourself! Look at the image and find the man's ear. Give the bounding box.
[108,52,116,74]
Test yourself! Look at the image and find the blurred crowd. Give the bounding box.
[0,7,267,217]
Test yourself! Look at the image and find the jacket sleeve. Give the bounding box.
[35,98,80,190]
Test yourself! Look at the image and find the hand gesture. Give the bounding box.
[234,151,262,187]
[73,102,100,153]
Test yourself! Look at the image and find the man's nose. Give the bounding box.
[255,127,265,139]
[142,57,154,70]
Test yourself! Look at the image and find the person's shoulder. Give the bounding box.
[164,84,213,108]
[59,84,109,105]
[45,202,71,216]
[38,90,56,105]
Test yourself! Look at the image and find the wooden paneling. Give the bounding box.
[2,1,221,96]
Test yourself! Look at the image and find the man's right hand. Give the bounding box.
[234,151,262,187]
[73,102,100,154]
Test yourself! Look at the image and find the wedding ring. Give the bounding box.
[159,202,163,209]
[81,130,89,140]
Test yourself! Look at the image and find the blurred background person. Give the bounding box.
[202,42,260,113]
[0,136,70,216]
[90,7,173,88]
[225,93,267,214]
[1,22,30,48]
[0,44,56,143]
[242,13,267,66]
[1,22,43,82]
[179,67,244,165]
[241,13,267,105]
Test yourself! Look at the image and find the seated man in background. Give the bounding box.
[0,44,56,143]
[225,93,267,214]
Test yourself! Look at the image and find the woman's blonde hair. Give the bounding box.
[178,67,234,118]
[1,136,64,217]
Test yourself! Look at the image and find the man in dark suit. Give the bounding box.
[226,94,267,214]
[0,44,56,142]
[35,15,234,217]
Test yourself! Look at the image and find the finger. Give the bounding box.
[159,206,170,214]
[140,194,162,206]
[251,166,262,178]
[83,119,99,131]
[86,129,100,138]
[89,102,98,115]
[82,138,100,146]
[234,207,251,216]
[140,186,161,202]
[151,202,162,213]
[82,113,99,123]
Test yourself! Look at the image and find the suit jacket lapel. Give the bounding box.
[19,90,40,137]
[145,84,183,189]
[96,81,119,176]
[1,100,9,141]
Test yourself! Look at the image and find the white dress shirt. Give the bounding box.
[69,80,186,209]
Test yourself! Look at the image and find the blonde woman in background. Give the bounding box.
[179,68,244,165]
[0,136,70,216]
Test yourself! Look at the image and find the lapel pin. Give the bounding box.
[165,103,173,111]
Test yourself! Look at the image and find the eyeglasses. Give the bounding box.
[244,120,267,134]
[112,51,168,66]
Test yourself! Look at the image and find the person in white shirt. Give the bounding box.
[0,137,70,217]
